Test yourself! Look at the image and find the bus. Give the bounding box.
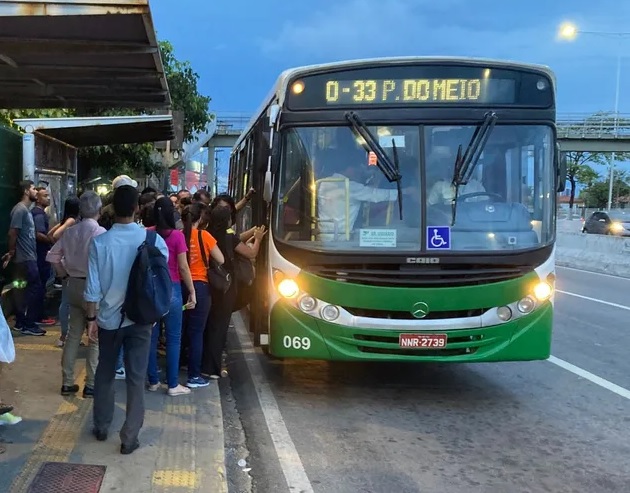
[228,57,566,362]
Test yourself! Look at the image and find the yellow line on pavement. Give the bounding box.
[152,470,199,488]
[9,367,90,493]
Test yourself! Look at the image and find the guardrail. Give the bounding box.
[556,231,630,278]
[214,112,250,135]
[557,112,630,139]
[210,112,630,140]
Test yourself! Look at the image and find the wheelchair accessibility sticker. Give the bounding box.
[427,226,451,250]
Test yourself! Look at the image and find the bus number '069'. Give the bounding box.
[283,336,311,350]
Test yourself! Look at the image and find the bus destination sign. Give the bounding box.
[285,64,553,109]
[324,78,503,105]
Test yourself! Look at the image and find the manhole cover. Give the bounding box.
[27,462,106,493]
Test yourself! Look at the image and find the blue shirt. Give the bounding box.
[84,222,169,330]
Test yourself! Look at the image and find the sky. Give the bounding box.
[150,0,630,184]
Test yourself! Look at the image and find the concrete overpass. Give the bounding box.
[557,113,630,153]
[183,112,249,193]
[185,111,630,157]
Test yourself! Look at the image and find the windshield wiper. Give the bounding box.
[345,111,404,219]
[391,138,403,220]
[450,111,498,225]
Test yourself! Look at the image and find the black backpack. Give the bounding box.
[119,230,172,328]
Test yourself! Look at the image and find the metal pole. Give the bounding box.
[214,151,219,196]
[607,38,622,210]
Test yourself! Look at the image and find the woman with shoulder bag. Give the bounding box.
[145,197,196,396]
[202,205,266,379]
[181,203,224,388]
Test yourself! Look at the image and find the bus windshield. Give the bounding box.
[274,124,554,253]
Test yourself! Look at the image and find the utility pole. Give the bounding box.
[214,148,223,197]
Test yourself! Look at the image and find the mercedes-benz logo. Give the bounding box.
[411,301,429,319]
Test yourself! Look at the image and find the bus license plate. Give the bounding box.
[399,333,447,349]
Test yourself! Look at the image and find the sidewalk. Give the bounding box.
[0,321,227,493]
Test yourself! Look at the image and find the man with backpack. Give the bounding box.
[84,185,170,455]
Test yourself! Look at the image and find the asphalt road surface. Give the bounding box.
[224,266,630,493]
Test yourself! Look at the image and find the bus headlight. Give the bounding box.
[321,304,340,322]
[497,306,512,321]
[517,296,536,314]
[533,281,552,301]
[277,279,299,298]
[298,295,317,312]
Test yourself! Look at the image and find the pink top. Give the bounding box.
[147,227,187,282]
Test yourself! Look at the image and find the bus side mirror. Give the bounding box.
[269,104,280,127]
[263,170,273,203]
[556,146,567,193]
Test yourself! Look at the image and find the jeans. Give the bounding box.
[148,282,183,389]
[93,324,152,446]
[183,281,210,380]
[35,259,51,321]
[59,279,70,338]
[13,260,41,329]
[116,349,124,371]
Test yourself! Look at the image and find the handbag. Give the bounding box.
[198,230,232,293]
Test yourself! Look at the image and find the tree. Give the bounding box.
[159,40,212,143]
[77,41,213,182]
[565,151,599,209]
[581,177,630,208]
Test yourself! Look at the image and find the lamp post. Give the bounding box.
[558,22,627,210]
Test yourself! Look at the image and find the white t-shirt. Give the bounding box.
[317,173,398,237]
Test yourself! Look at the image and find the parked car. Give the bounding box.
[582,211,630,236]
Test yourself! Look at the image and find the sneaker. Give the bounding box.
[0,413,22,426]
[147,383,161,392]
[21,326,46,336]
[209,374,220,380]
[55,338,65,348]
[0,404,13,416]
[115,368,126,380]
[167,384,191,396]
[186,377,210,388]
[37,318,56,326]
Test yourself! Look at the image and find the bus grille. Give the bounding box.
[305,264,526,288]
[344,307,486,320]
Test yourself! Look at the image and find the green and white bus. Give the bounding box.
[229,57,565,362]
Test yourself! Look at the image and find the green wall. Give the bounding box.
[0,126,22,255]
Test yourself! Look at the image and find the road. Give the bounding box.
[223,266,630,493]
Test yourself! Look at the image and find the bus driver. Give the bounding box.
[317,161,414,240]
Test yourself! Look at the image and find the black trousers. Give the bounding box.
[202,283,237,376]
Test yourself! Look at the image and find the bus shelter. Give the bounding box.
[13,115,175,223]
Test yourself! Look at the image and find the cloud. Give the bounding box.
[258,0,626,68]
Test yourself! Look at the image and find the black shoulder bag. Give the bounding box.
[228,234,255,286]
[198,230,232,293]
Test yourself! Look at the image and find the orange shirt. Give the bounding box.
[188,228,218,282]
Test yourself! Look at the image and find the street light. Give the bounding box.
[557,21,628,210]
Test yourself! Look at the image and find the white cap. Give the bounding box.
[112,174,138,189]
